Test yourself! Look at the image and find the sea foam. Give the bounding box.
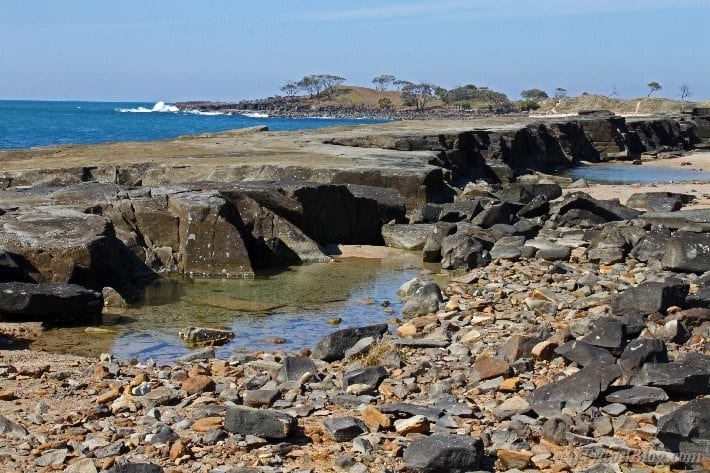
[117,101,180,113]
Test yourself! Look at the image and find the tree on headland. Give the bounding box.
[401,82,436,110]
[280,82,300,99]
[372,75,396,91]
[393,79,413,91]
[680,83,692,102]
[646,81,662,97]
[554,88,567,99]
[293,74,345,100]
[517,100,540,111]
[317,74,346,99]
[378,97,394,109]
[520,88,548,101]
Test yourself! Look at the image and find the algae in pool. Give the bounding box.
[33,253,431,363]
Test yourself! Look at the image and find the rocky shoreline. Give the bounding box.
[0,112,709,471]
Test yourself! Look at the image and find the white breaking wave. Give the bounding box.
[187,110,224,116]
[116,101,180,113]
[241,112,269,118]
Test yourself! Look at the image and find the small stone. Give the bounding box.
[605,386,669,406]
[324,417,368,442]
[181,375,215,395]
[169,439,190,461]
[394,415,430,435]
[473,358,510,381]
[497,449,534,470]
[0,390,14,401]
[531,340,558,360]
[65,458,98,473]
[35,448,68,467]
[97,388,121,405]
[328,317,342,325]
[191,416,223,432]
[403,435,483,472]
[361,405,391,430]
[498,377,520,392]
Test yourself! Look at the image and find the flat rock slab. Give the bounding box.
[657,397,710,456]
[381,224,433,250]
[554,340,616,367]
[611,281,689,316]
[630,362,710,395]
[323,417,367,442]
[604,386,669,405]
[0,282,102,324]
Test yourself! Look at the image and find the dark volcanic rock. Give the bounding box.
[410,203,444,224]
[528,364,621,417]
[555,192,641,221]
[422,222,457,263]
[0,282,102,324]
[494,183,562,204]
[381,224,433,250]
[323,417,367,442]
[277,356,319,383]
[554,340,616,367]
[661,231,710,273]
[402,282,443,316]
[107,463,164,473]
[611,281,689,316]
[657,398,710,456]
[342,366,388,393]
[630,225,672,262]
[618,338,668,373]
[440,234,491,270]
[0,251,31,283]
[311,324,389,361]
[517,195,550,218]
[581,317,627,350]
[403,435,482,473]
[604,386,669,405]
[470,202,513,228]
[224,405,296,439]
[626,192,694,211]
[630,362,710,395]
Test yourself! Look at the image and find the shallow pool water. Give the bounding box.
[33,253,434,363]
[560,164,710,184]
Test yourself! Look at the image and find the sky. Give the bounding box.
[1,1,708,102]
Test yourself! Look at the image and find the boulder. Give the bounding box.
[277,356,319,383]
[410,203,444,223]
[494,183,562,204]
[657,398,710,456]
[0,251,31,283]
[630,362,709,395]
[528,364,621,417]
[178,327,235,346]
[661,231,710,273]
[402,282,443,316]
[402,435,483,473]
[167,190,254,277]
[224,405,296,439]
[311,324,389,362]
[554,192,641,222]
[0,282,102,324]
[618,338,667,373]
[441,234,491,270]
[381,224,433,250]
[422,222,457,263]
[611,281,689,316]
[342,366,388,393]
[554,340,616,367]
[232,194,331,265]
[517,195,550,218]
[580,317,627,351]
[323,417,368,442]
[490,236,526,261]
[471,202,513,228]
[630,225,672,262]
[626,192,694,211]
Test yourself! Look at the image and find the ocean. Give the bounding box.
[0,100,386,150]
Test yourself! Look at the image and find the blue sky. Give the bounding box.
[1,1,708,102]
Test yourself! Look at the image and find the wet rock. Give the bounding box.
[402,282,443,316]
[381,224,433,250]
[224,405,296,439]
[630,362,710,395]
[178,326,235,346]
[323,417,367,442]
[277,356,318,383]
[402,434,483,473]
[0,282,102,324]
[342,366,388,394]
[611,281,689,316]
[528,364,621,417]
[311,324,388,362]
[657,398,710,456]
[554,340,616,367]
[661,231,710,273]
[440,234,491,270]
[604,386,669,405]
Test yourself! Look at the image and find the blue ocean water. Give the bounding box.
[0,100,386,150]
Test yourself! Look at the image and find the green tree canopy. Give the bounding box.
[521,88,549,101]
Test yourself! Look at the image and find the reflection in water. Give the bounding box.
[33,253,432,363]
[560,164,710,184]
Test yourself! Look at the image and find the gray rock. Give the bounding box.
[243,389,280,408]
[0,413,28,437]
[630,225,671,262]
[342,366,388,394]
[224,405,296,439]
[554,340,616,367]
[441,234,491,270]
[402,282,443,316]
[146,425,178,446]
[402,434,483,472]
[410,203,444,224]
[528,364,621,417]
[381,224,433,250]
[323,417,367,442]
[471,202,513,228]
[555,192,641,221]
[626,192,693,211]
[0,282,102,324]
[611,281,689,316]
[630,362,709,395]
[517,195,550,218]
[379,403,445,422]
[657,398,710,456]
[277,356,318,383]
[618,338,667,373]
[311,324,388,361]
[178,326,234,346]
[141,386,180,409]
[661,231,710,273]
[106,463,164,473]
[422,222,456,263]
[604,386,669,405]
[35,448,68,467]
